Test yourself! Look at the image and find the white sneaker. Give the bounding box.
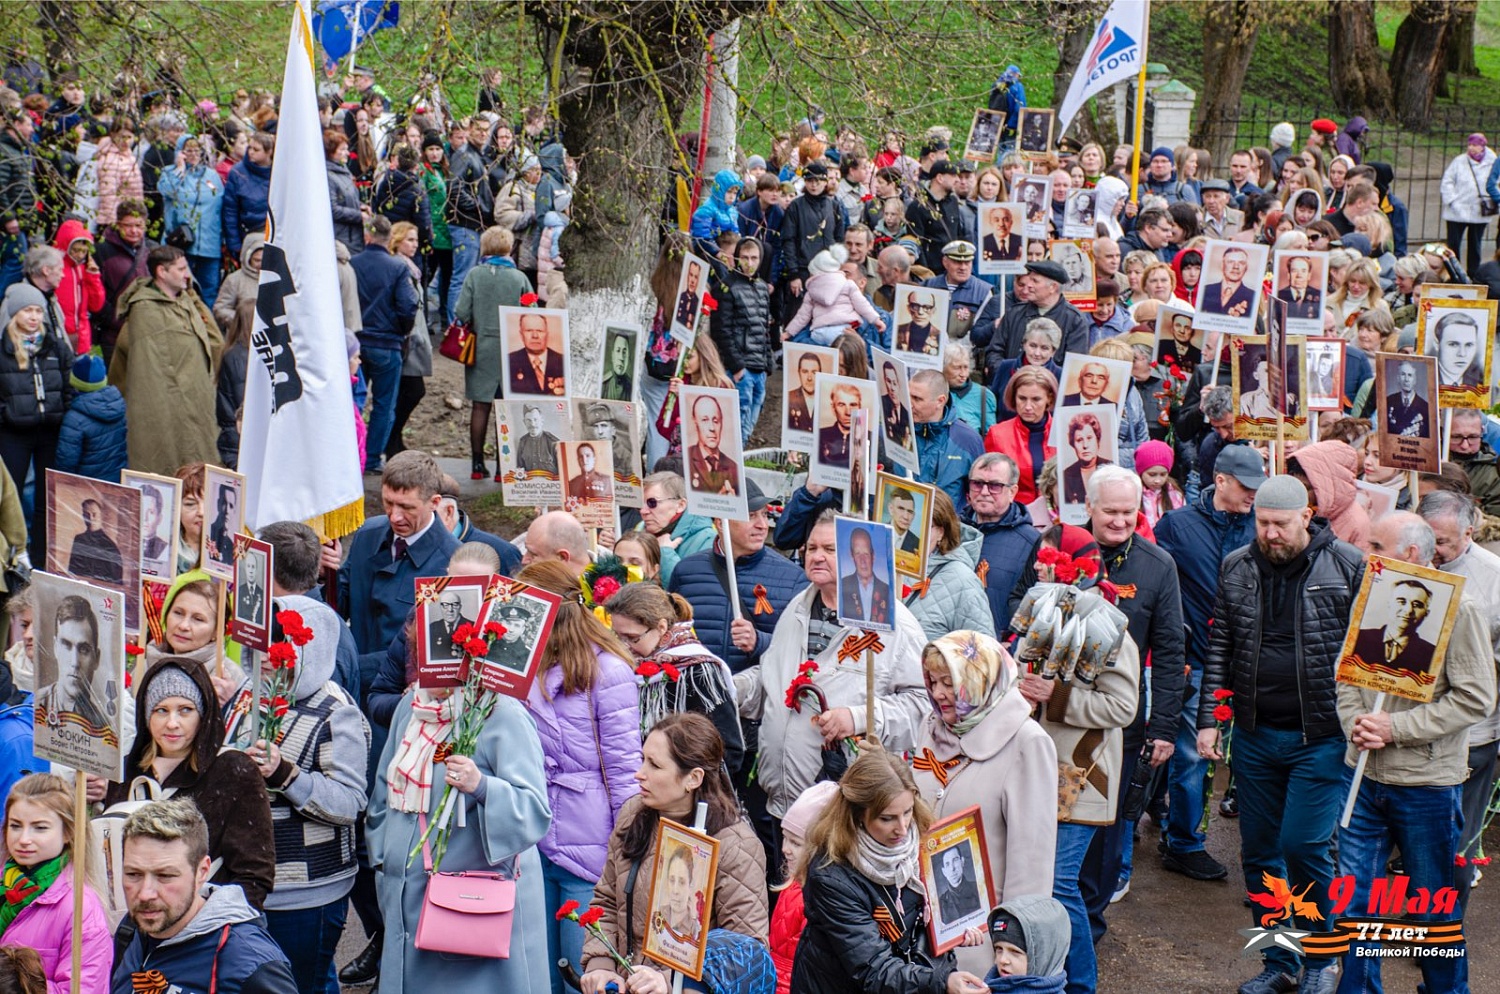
[1472,866,1483,888]
[1110,877,1130,904]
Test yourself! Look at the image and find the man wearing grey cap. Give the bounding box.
[1197,475,1365,994]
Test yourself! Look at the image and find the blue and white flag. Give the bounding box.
[1056,0,1149,134]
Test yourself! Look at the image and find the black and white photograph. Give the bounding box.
[679,385,747,522]
[1194,241,1268,336]
[230,535,274,652]
[1375,353,1440,474]
[572,399,643,506]
[1016,176,1050,241]
[1306,337,1346,411]
[1017,107,1055,156]
[670,251,713,344]
[202,466,247,583]
[834,515,896,633]
[414,574,490,687]
[599,325,640,402]
[500,306,572,398]
[964,108,1005,162]
[1419,283,1488,302]
[1154,304,1205,372]
[1063,189,1097,238]
[809,373,878,492]
[477,578,563,701]
[30,570,126,780]
[1338,556,1466,703]
[1417,298,1496,409]
[977,203,1026,276]
[1055,404,1119,525]
[919,806,996,956]
[892,283,950,372]
[497,400,571,507]
[45,470,142,633]
[121,471,182,582]
[782,343,839,453]
[1272,249,1330,336]
[872,348,918,473]
[1231,337,1307,440]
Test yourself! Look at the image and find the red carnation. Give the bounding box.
[1456,855,1468,867]
[286,624,314,647]
[661,662,681,681]
[452,623,474,643]
[275,610,304,630]
[592,576,622,602]
[1212,688,1234,700]
[520,292,540,307]
[700,294,718,312]
[125,643,145,657]
[798,659,819,677]
[464,637,489,657]
[1076,558,1100,579]
[578,906,605,927]
[272,696,290,717]
[556,899,580,920]
[636,661,661,679]
[268,642,297,669]
[861,193,873,202]
[1213,704,1233,722]
[485,621,507,639]
[1053,562,1079,584]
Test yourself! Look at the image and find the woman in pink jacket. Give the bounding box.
[94,119,144,227]
[781,245,884,345]
[0,774,110,994]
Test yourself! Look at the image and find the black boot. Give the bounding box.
[339,930,382,986]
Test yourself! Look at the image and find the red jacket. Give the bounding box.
[52,219,105,353]
[769,879,806,994]
[983,414,1055,506]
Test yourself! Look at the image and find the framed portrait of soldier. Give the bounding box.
[1048,239,1096,311]
[1153,304,1204,373]
[1016,107,1054,157]
[876,473,935,579]
[1054,404,1119,526]
[669,252,712,344]
[198,466,245,584]
[1337,556,1466,703]
[1063,190,1097,239]
[809,373,878,492]
[919,806,995,956]
[496,399,571,506]
[558,440,615,529]
[834,515,896,633]
[414,574,491,687]
[121,471,181,583]
[782,343,839,454]
[1417,297,1496,409]
[679,384,747,521]
[1354,480,1399,523]
[892,283,949,372]
[30,570,126,780]
[479,577,562,701]
[45,470,142,633]
[572,399,643,506]
[871,347,918,473]
[1272,250,1330,337]
[964,108,1005,163]
[1193,241,1268,336]
[1015,176,1051,241]
[643,819,721,980]
[499,306,571,399]
[1287,188,1324,230]
[977,203,1026,276]
[599,324,640,402]
[230,536,274,652]
[845,410,873,518]
[1419,283,1488,302]
[1375,353,1440,473]
[1231,336,1307,441]
[1305,337,1346,412]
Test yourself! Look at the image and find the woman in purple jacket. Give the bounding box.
[516,561,643,994]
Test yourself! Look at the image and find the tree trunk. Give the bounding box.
[1328,0,1394,119]
[1190,1,1262,166]
[1052,3,1107,148]
[1390,0,1462,127]
[1446,1,1478,76]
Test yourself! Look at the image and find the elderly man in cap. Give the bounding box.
[583,402,633,478]
[975,258,1090,380]
[922,240,992,342]
[907,159,966,272]
[1198,475,1365,994]
[1199,178,1240,239]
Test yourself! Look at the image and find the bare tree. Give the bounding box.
[1190,1,1263,165]
[1327,0,1393,120]
[1389,0,1470,128]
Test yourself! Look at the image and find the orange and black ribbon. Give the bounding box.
[1298,918,1464,957]
[838,631,885,662]
[753,584,773,615]
[872,904,903,942]
[912,748,963,788]
[901,577,931,600]
[976,560,990,588]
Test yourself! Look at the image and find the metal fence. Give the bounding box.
[1193,102,1500,247]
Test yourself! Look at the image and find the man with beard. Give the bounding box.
[1197,476,1365,994]
[68,498,123,584]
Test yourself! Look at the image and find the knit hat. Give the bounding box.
[808,244,849,275]
[989,907,1028,952]
[1270,122,1295,148]
[780,781,838,841]
[70,353,107,392]
[745,154,767,171]
[145,664,204,715]
[1310,118,1338,136]
[1149,146,1174,163]
[1255,474,1308,511]
[1134,440,1173,475]
[1397,324,1418,351]
[1,283,46,327]
[421,131,445,151]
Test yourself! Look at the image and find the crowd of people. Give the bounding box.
[0,54,1498,994]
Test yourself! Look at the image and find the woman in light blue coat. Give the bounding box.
[901,489,997,643]
[157,134,224,305]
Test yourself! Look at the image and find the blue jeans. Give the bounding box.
[361,345,403,470]
[735,370,766,445]
[641,374,672,471]
[448,227,480,324]
[265,899,347,994]
[1337,774,1467,994]
[1165,669,1210,854]
[188,253,220,308]
[1234,725,1344,976]
[540,852,597,994]
[1053,821,1098,994]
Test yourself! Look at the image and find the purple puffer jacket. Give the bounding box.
[0,865,112,994]
[525,646,643,881]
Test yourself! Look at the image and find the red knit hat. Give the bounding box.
[1310,118,1338,135]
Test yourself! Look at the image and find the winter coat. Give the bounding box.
[373,167,433,247]
[0,318,73,431]
[949,380,997,436]
[903,525,997,642]
[493,177,538,269]
[446,143,492,232]
[50,220,105,351]
[108,278,224,476]
[1153,485,1255,668]
[667,544,808,674]
[708,262,773,376]
[326,160,365,255]
[1035,635,1140,826]
[641,510,716,587]
[350,243,419,349]
[1336,117,1368,164]
[690,168,743,258]
[963,503,1042,634]
[1440,148,1499,225]
[916,403,985,513]
[914,688,1058,977]
[157,162,224,260]
[216,341,247,467]
[93,226,155,347]
[0,131,37,231]
[531,142,568,259]
[524,646,643,882]
[770,879,807,994]
[1094,531,1186,742]
[906,184,965,272]
[454,257,532,402]
[105,659,276,907]
[419,163,451,250]
[1199,521,1365,739]
[582,796,768,974]
[0,865,111,994]
[94,137,143,226]
[984,415,1054,508]
[113,888,295,994]
[0,692,40,800]
[976,296,1090,375]
[55,386,126,481]
[738,197,786,283]
[1114,383,1150,471]
[214,233,264,331]
[920,273,993,341]
[981,896,1070,991]
[736,586,929,817]
[1289,440,1370,550]
[783,269,881,336]
[780,192,847,282]
[222,156,272,255]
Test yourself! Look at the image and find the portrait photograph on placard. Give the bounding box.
[1232,337,1307,441]
[1016,176,1050,241]
[230,535,273,652]
[643,819,721,980]
[1287,188,1324,229]
[920,806,995,956]
[872,348,918,472]
[1306,337,1346,411]
[846,409,872,518]
[964,108,1005,162]
[1354,480,1400,523]
[977,203,1026,275]
[670,252,712,344]
[30,570,126,780]
[1417,298,1496,408]
[810,374,878,491]
[121,471,181,583]
[559,440,615,528]
[1194,241,1268,335]
[599,325,640,401]
[1017,107,1054,156]
[783,342,839,453]
[45,470,142,632]
[1057,353,1129,408]
[1049,239,1096,310]
[892,284,949,371]
[496,399,570,506]
[201,465,246,583]
[1375,353,1440,473]
[1055,404,1119,525]
[500,306,571,398]
[1063,189,1097,239]
[1338,557,1466,703]
[1419,282,1488,302]
[834,515,896,632]
[572,399,643,505]
[876,473,935,579]
[414,574,489,686]
[1154,304,1204,372]
[481,579,562,700]
[1272,249,1330,336]
[680,384,747,521]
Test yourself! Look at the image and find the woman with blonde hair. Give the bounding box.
[1077,143,1106,187]
[455,224,533,480]
[611,532,662,582]
[1137,260,1176,307]
[1328,257,1389,330]
[1386,255,1426,327]
[383,220,432,462]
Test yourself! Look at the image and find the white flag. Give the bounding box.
[239,0,364,537]
[1056,0,1149,135]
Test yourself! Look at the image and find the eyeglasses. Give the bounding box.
[644,497,682,509]
[1451,433,1483,444]
[1307,233,1325,242]
[908,302,934,312]
[969,479,1015,492]
[615,628,654,647]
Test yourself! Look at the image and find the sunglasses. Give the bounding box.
[644,497,682,509]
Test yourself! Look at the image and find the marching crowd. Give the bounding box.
[1,55,1499,994]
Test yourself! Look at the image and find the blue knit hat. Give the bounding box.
[70,353,107,392]
[1150,146,1175,162]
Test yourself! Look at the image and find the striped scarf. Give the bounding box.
[1,854,66,933]
[386,691,457,814]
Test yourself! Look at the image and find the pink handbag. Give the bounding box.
[413,815,518,958]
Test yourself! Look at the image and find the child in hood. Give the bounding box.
[984,896,1071,993]
[54,352,126,482]
[51,219,104,353]
[781,244,885,346]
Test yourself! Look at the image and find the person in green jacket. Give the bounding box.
[419,135,452,316]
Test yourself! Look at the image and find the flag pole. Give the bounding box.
[1128,6,1151,205]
